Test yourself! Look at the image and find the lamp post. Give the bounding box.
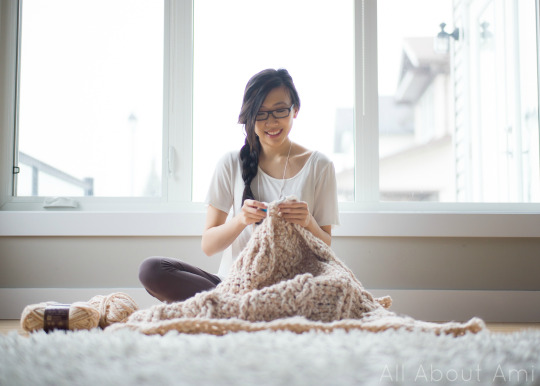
[435,22,460,54]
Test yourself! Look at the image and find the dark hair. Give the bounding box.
[238,68,301,205]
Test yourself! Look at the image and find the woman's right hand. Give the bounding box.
[236,199,267,226]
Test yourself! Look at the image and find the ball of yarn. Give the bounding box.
[87,292,138,328]
[20,301,100,332]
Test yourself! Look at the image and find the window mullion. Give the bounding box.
[165,0,193,203]
[354,0,380,204]
[536,0,540,145]
[0,0,19,208]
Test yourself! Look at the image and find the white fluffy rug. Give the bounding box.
[1,328,539,386]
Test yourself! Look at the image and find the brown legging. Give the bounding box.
[138,256,222,303]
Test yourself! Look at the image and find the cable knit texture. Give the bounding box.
[108,197,485,337]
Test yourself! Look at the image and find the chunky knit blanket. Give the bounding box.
[108,198,485,336]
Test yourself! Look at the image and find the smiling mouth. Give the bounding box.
[265,129,282,138]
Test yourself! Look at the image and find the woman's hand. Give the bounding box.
[277,200,332,246]
[202,200,267,256]
[277,200,312,228]
[236,199,268,226]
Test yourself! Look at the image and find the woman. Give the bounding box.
[139,68,339,303]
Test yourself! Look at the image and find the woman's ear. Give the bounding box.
[293,108,299,118]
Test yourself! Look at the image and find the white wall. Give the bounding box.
[1,235,539,322]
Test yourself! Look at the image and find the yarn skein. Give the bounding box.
[20,301,100,332]
[20,292,139,332]
[88,292,139,328]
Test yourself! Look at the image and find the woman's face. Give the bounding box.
[254,86,298,150]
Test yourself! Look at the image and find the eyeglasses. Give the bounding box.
[255,105,294,121]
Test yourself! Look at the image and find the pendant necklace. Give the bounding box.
[278,139,293,200]
[258,139,293,201]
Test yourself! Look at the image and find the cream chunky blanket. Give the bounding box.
[109,198,485,336]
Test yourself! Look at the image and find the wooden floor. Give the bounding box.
[485,323,540,333]
[1,320,26,335]
[1,319,539,335]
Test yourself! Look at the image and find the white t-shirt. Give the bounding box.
[205,150,340,279]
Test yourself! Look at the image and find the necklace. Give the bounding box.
[279,139,293,199]
[258,139,293,201]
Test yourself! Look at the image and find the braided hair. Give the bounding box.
[238,69,301,205]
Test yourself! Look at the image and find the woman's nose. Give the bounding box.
[265,115,279,125]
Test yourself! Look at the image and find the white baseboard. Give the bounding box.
[1,288,539,322]
[368,289,540,322]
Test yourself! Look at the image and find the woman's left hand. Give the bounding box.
[277,201,312,228]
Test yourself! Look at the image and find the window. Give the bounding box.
[378,0,540,203]
[1,0,540,221]
[15,0,164,198]
[192,0,355,202]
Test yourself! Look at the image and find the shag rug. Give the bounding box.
[1,328,540,385]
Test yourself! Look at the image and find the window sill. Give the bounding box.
[1,210,539,237]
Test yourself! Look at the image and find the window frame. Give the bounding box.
[1,0,540,238]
